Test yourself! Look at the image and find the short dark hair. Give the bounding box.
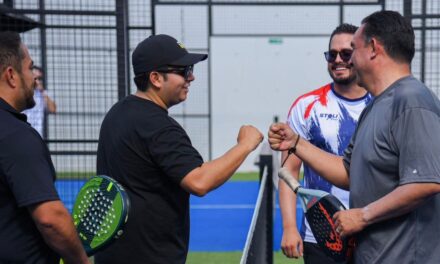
[329,23,358,49]
[0,31,25,74]
[134,73,150,92]
[133,72,167,92]
[361,10,415,64]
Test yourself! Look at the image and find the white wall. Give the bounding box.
[211,36,331,171]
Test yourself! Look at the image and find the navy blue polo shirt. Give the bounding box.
[0,98,60,263]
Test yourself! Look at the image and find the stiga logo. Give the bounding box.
[177,42,186,49]
[320,113,339,120]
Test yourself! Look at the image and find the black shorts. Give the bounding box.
[303,242,346,264]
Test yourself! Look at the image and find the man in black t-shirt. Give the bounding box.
[0,32,89,263]
[95,34,263,264]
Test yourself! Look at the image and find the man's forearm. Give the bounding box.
[280,181,298,228]
[361,182,440,225]
[30,201,89,264]
[43,92,56,113]
[181,142,255,196]
[39,213,89,264]
[279,151,300,230]
[294,137,350,189]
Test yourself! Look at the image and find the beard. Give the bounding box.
[25,93,36,109]
[21,76,36,110]
[332,74,357,85]
[328,63,357,85]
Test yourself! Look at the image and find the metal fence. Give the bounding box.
[1,0,207,175]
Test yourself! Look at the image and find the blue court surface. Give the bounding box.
[55,180,303,251]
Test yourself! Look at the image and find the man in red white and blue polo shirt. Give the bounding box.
[279,24,372,264]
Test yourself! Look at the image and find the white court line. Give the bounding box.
[191,204,254,209]
[191,204,281,209]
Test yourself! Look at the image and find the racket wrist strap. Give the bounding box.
[281,134,301,167]
[288,134,300,154]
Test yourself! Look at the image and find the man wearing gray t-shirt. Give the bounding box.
[268,10,440,264]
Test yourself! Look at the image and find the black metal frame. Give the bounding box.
[1,1,149,156]
[404,0,440,87]
[404,0,436,84]
[4,3,120,153]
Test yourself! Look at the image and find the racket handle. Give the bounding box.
[278,167,301,193]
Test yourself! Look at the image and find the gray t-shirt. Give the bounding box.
[343,76,440,264]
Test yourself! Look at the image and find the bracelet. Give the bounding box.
[288,134,300,154]
[280,134,301,167]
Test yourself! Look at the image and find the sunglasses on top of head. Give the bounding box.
[324,49,353,63]
[156,65,194,80]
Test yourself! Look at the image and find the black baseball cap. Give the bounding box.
[132,34,208,76]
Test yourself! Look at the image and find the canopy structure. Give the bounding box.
[0,4,40,32]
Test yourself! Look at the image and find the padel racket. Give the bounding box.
[278,167,353,262]
[72,175,130,256]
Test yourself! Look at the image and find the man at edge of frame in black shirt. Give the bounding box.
[0,31,89,264]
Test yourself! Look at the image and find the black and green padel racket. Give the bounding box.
[72,175,130,256]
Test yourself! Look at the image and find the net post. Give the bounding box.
[264,152,274,264]
[240,144,274,263]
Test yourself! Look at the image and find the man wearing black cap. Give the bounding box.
[95,34,263,264]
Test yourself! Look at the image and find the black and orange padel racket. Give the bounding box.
[279,167,354,262]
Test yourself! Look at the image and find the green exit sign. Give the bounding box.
[268,38,283,44]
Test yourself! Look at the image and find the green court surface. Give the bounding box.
[230,171,304,181]
[57,171,260,181]
[89,252,303,263]
[57,171,94,180]
[57,171,301,181]
[186,251,304,263]
[230,171,260,181]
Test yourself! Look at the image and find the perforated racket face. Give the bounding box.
[305,195,348,262]
[72,176,130,255]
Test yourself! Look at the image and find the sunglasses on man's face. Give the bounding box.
[324,49,353,63]
[156,65,194,80]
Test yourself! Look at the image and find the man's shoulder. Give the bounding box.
[105,95,166,121]
[102,96,183,138]
[393,76,428,98]
[392,77,440,114]
[287,83,332,119]
[1,124,44,154]
[292,83,332,107]
[0,110,33,140]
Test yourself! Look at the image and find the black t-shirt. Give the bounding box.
[95,95,203,264]
[0,98,60,263]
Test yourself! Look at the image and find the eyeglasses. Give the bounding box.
[324,49,353,63]
[156,65,194,80]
